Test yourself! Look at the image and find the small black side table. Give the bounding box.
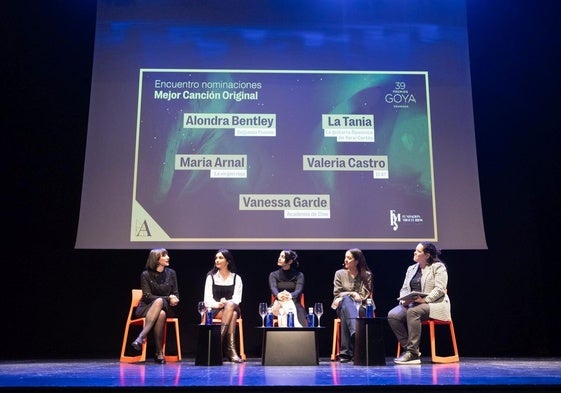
[353,317,386,366]
[258,327,321,366]
[195,324,223,366]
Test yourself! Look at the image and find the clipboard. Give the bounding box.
[397,291,429,301]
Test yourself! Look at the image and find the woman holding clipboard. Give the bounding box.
[387,242,451,365]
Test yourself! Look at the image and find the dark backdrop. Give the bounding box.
[5,0,560,359]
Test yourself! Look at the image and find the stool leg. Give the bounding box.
[449,321,459,357]
[331,319,340,361]
[429,320,437,363]
[430,320,460,363]
[120,321,147,363]
[174,320,182,361]
[163,319,182,362]
[237,319,246,361]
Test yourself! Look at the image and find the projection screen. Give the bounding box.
[76,0,487,250]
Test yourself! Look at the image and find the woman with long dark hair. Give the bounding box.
[331,248,374,363]
[269,249,306,327]
[203,249,244,363]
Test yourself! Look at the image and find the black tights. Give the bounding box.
[215,301,238,333]
[139,298,167,354]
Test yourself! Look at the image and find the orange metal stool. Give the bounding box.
[396,319,459,363]
[120,289,182,363]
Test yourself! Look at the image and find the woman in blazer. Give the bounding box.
[388,242,451,365]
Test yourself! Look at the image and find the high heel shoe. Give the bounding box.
[154,352,166,364]
[131,335,145,351]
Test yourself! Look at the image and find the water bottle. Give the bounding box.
[205,307,213,325]
[365,298,374,318]
[307,307,315,327]
[265,307,274,327]
[287,311,295,328]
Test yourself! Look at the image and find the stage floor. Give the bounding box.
[1,357,560,393]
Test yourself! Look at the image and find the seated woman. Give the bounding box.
[131,248,180,364]
[269,249,306,327]
[331,248,374,363]
[387,242,451,365]
[203,249,244,363]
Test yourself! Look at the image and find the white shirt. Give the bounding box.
[204,271,243,308]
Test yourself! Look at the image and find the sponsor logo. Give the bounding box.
[390,209,424,231]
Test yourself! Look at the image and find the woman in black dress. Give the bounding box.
[131,248,180,364]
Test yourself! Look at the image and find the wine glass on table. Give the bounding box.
[259,302,268,327]
[278,305,287,327]
[314,302,324,327]
[197,301,206,324]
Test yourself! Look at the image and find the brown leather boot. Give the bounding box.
[225,332,243,363]
[220,324,228,347]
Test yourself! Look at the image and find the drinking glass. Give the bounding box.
[278,306,287,327]
[259,302,268,327]
[314,302,324,327]
[197,301,206,324]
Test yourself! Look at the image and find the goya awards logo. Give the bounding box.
[385,81,417,109]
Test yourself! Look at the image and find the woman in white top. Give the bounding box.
[203,249,244,363]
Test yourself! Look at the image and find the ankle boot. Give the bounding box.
[131,334,145,351]
[225,332,243,363]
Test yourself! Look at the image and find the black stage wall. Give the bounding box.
[5,0,561,360]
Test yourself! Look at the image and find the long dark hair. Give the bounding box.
[207,248,237,275]
[348,248,372,291]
